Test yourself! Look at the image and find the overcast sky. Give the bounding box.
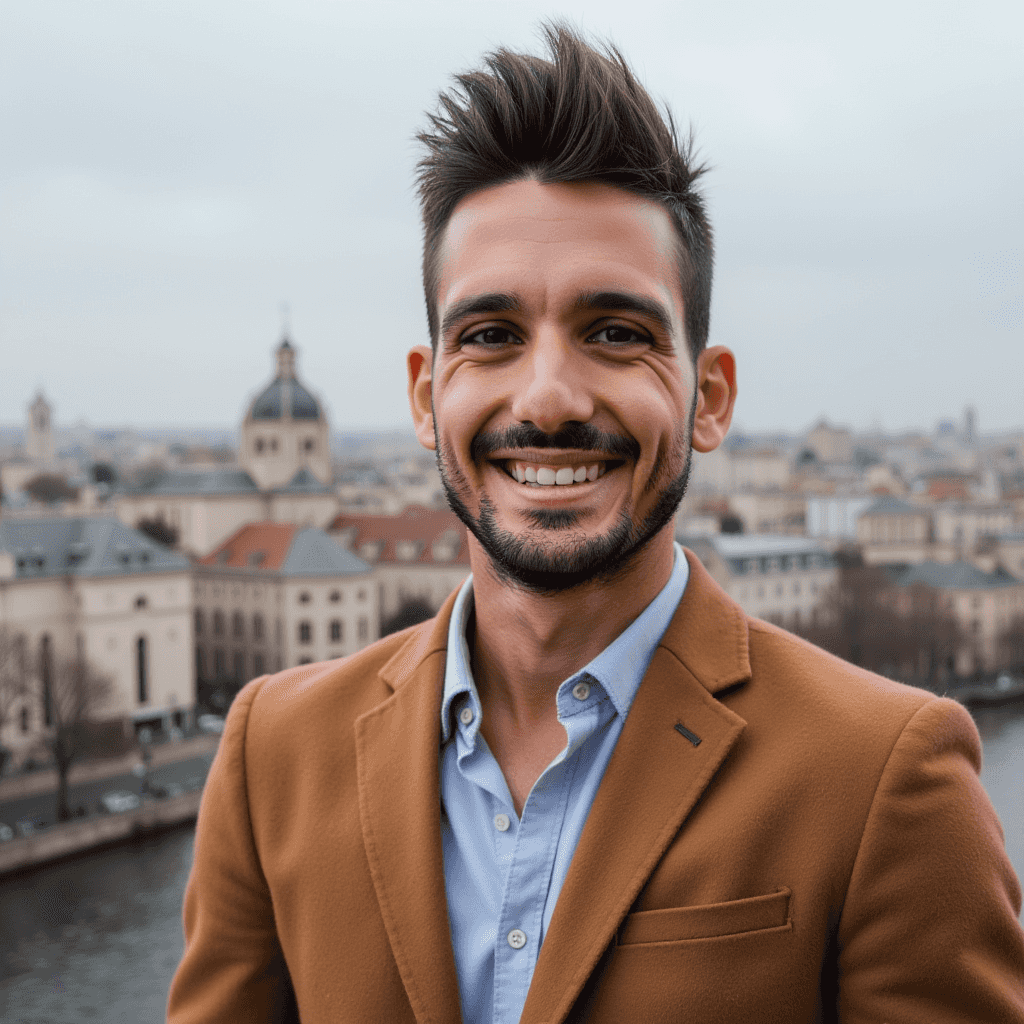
[2,0,1021,437]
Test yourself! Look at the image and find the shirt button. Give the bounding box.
[572,681,590,701]
[507,928,527,949]
[494,813,510,832]
[459,707,474,725]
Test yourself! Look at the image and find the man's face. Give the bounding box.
[414,179,701,592]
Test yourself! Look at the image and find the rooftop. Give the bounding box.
[329,505,470,565]
[0,517,190,579]
[199,522,371,577]
[891,560,1022,591]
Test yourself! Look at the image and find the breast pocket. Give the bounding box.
[617,887,792,946]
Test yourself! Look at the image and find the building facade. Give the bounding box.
[0,518,193,765]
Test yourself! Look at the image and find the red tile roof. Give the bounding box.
[199,522,298,570]
[329,505,470,565]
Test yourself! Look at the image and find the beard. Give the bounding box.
[435,407,695,594]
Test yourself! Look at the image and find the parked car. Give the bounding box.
[100,790,141,814]
[0,823,14,842]
[197,714,225,735]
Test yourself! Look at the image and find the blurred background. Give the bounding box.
[0,1,1021,1020]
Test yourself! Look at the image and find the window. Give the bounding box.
[20,707,29,733]
[213,610,225,636]
[254,653,265,676]
[298,621,312,644]
[330,590,342,603]
[39,634,52,727]
[196,646,206,679]
[232,611,245,638]
[214,648,226,678]
[253,614,264,641]
[330,619,343,642]
[299,591,311,604]
[195,609,204,635]
[135,595,148,610]
[358,589,367,602]
[303,438,315,452]
[270,437,279,452]
[233,651,246,681]
[358,617,369,642]
[137,636,148,704]
[255,437,265,454]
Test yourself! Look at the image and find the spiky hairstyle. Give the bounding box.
[416,23,713,360]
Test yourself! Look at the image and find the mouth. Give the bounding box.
[495,458,625,487]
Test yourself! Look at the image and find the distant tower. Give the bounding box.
[239,336,331,489]
[26,392,54,464]
[962,406,977,446]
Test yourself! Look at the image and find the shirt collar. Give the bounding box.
[441,543,690,743]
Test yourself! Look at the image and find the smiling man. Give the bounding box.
[169,26,1024,1024]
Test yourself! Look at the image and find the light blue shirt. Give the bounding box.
[440,543,690,1024]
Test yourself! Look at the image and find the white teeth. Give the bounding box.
[510,461,608,486]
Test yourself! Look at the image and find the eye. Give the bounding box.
[588,325,650,346]
[462,326,520,347]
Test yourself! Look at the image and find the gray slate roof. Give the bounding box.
[0,517,190,579]
[279,528,371,577]
[123,468,261,497]
[892,560,1021,591]
[276,468,334,495]
[860,495,928,517]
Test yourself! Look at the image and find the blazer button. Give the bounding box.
[507,929,527,949]
[572,681,590,701]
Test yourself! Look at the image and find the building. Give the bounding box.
[805,495,875,542]
[931,502,1017,559]
[857,496,933,565]
[889,561,1024,675]
[680,533,837,630]
[0,517,193,765]
[804,420,854,464]
[329,505,471,624]
[115,337,339,556]
[194,523,376,700]
[25,392,54,465]
[239,338,331,489]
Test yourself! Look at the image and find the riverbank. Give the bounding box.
[0,733,219,803]
[0,789,201,876]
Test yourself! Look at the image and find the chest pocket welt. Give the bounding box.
[617,888,792,946]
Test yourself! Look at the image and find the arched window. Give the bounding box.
[137,636,148,704]
[39,634,52,726]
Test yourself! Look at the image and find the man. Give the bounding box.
[169,26,1024,1023]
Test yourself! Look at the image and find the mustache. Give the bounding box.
[470,423,641,463]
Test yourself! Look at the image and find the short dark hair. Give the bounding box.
[416,23,713,360]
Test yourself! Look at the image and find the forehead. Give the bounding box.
[436,179,683,319]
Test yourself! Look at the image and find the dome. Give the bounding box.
[248,338,322,421]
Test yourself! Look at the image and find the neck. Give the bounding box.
[468,527,675,728]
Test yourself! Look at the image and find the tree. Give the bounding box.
[135,515,179,548]
[0,629,30,776]
[381,597,436,637]
[47,657,113,821]
[90,462,118,486]
[24,473,78,504]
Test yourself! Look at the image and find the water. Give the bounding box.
[2,703,1023,1022]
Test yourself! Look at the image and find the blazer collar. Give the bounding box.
[359,550,751,1024]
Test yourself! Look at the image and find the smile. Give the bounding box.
[501,460,621,486]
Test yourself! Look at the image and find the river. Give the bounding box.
[2,701,1023,1023]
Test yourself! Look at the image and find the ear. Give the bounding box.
[691,345,737,453]
[407,345,436,451]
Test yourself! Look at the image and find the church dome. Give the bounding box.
[248,338,322,421]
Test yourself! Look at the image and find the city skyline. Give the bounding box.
[2,1,1022,433]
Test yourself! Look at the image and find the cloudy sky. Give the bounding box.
[2,0,1021,437]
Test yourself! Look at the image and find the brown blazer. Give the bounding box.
[168,552,1024,1023]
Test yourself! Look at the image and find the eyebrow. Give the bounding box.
[571,291,674,335]
[439,293,522,337]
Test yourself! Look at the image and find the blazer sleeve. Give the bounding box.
[167,678,299,1024]
[836,696,1024,1022]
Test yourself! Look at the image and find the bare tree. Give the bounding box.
[0,628,30,775]
[47,657,113,821]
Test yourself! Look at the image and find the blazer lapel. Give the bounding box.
[521,553,752,1024]
[355,591,463,1024]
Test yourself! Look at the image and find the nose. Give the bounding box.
[509,331,595,434]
